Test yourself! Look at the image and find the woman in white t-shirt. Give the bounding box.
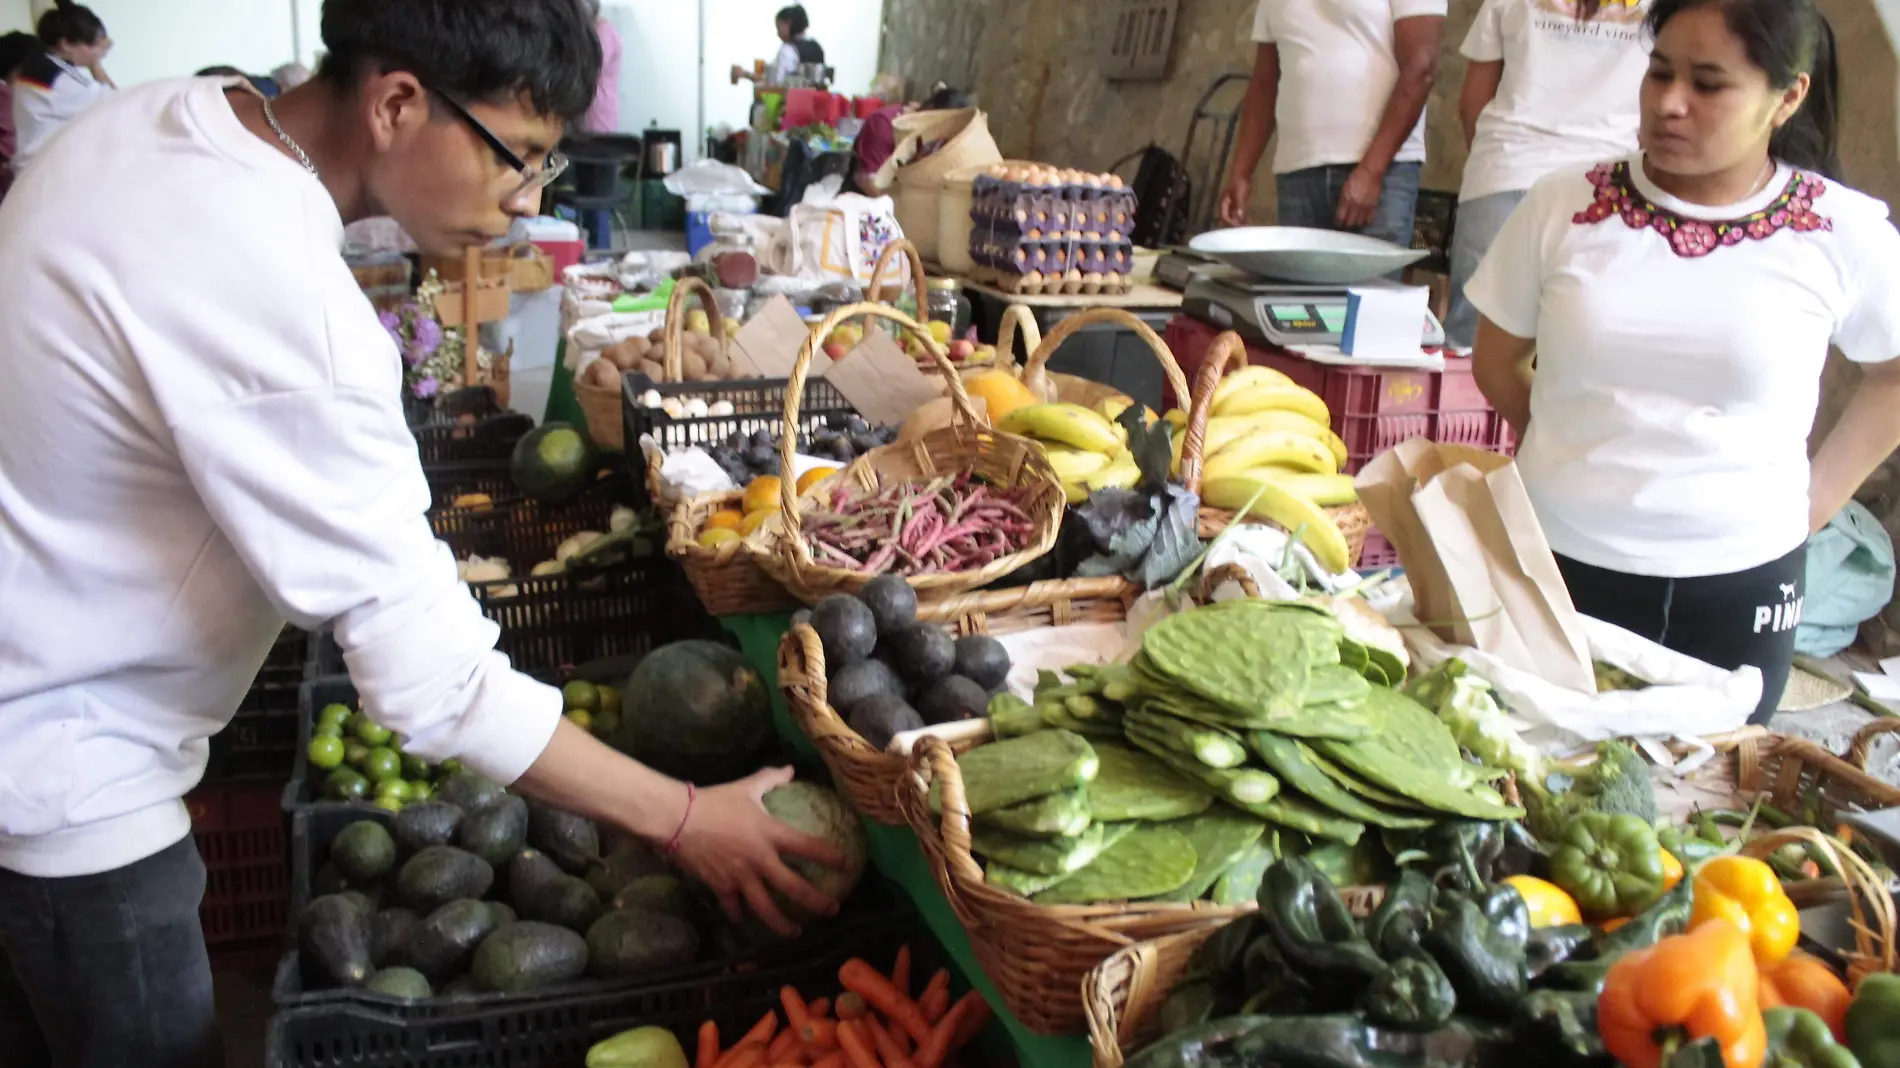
[1466,0,1900,723]
[1444,0,1651,348]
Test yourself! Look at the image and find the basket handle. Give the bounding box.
[1847,719,1900,771]
[865,238,929,307]
[1195,562,1262,601]
[1177,330,1251,496]
[992,304,1042,378]
[662,276,727,383]
[776,302,980,522]
[1738,826,1895,987]
[911,733,990,914]
[1020,309,1191,419]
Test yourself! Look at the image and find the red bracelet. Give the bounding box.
[663,782,696,856]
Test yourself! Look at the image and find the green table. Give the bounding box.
[722,613,1094,1068]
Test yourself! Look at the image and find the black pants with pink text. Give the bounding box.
[1555,544,1805,726]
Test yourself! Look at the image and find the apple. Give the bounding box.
[948,339,976,361]
[824,342,849,361]
[685,310,711,335]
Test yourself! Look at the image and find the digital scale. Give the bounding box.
[1182,268,1445,352]
[1154,247,1226,291]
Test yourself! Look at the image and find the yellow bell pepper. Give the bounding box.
[1691,855,1799,965]
[1503,875,1583,927]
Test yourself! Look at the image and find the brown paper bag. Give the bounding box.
[1356,438,1595,693]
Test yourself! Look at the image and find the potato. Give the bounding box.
[606,340,640,371]
[680,347,710,380]
[709,348,732,378]
[639,357,667,380]
[624,336,652,362]
[647,327,665,344]
[582,357,621,391]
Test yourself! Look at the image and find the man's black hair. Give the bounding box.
[317,0,601,125]
[197,65,248,78]
[36,2,105,49]
[776,5,810,36]
[0,31,41,79]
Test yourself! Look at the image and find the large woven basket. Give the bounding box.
[663,489,800,618]
[749,303,1067,605]
[1017,307,1192,413]
[779,576,1136,825]
[577,277,728,452]
[1180,330,1372,564]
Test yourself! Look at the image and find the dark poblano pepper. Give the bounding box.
[1259,857,1388,991]
[1387,821,1506,890]
[1525,925,1595,981]
[1122,1016,1271,1068]
[1228,1014,1517,1068]
[1363,955,1457,1031]
[1366,869,1435,959]
[1543,877,1694,994]
[1515,988,1611,1067]
[1422,894,1529,1019]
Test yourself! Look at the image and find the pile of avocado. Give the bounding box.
[300,770,714,1000]
[305,701,459,811]
[799,575,1014,750]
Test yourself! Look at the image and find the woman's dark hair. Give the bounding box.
[776,5,810,36]
[318,0,601,125]
[1574,0,1603,23]
[1647,0,1841,178]
[37,2,106,49]
[196,65,248,79]
[922,86,970,111]
[0,31,41,78]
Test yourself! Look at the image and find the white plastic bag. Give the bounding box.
[564,310,667,376]
[783,193,905,286]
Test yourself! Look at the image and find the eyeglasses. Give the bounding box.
[430,90,568,200]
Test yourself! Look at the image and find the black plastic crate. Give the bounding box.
[430,470,645,576]
[405,386,505,430]
[266,911,932,1068]
[620,372,857,508]
[207,626,313,782]
[469,561,714,679]
[412,410,536,466]
[1411,188,1458,274]
[421,460,518,512]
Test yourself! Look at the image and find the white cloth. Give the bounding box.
[10,55,112,173]
[1465,156,1900,578]
[1251,0,1445,174]
[0,79,561,878]
[1457,0,1651,202]
[773,41,803,83]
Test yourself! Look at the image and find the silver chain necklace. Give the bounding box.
[258,94,319,179]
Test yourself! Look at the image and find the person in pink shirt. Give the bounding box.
[584,0,620,132]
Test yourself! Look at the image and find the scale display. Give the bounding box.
[1264,302,1348,337]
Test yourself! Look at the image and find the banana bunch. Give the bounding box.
[997,399,1187,503]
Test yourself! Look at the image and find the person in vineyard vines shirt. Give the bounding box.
[0,2,842,1065]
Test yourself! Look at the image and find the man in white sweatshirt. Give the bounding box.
[0,2,842,1064]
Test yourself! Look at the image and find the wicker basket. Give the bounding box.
[779,576,1136,824]
[862,239,1000,378]
[1018,308,1192,414]
[576,277,729,452]
[1179,329,1373,565]
[664,489,801,618]
[749,303,1067,605]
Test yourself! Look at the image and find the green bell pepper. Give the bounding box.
[1766,1007,1863,1068]
[1363,955,1457,1031]
[1365,869,1435,960]
[1386,820,1505,890]
[1231,1014,1516,1068]
[1547,811,1666,918]
[1514,989,1606,1066]
[1421,893,1528,1019]
[1847,972,1900,1068]
[1258,857,1388,992]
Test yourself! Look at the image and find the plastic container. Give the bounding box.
[620,372,858,509]
[206,626,312,782]
[429,469,636,577]
[1163,313,1514,474]
[469,562,713,679]
[926,276,972,337]
[188,778,290,971]
[685,211,715,257]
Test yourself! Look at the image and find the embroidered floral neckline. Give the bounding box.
[1572,160,1832,258]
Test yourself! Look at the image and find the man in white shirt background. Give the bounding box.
[0,1,841,1064]
[1217,0,1447,248]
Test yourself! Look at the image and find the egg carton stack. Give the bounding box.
[968,164,1138,297]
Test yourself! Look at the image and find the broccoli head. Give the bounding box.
[1522,740,1659,845]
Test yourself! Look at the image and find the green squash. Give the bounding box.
[611,642,774,785]
[510,423,597,504]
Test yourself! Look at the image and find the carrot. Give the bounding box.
[892,944,913,997]
[834,993,868,1021]
[919,971,951,1022]
[715,1015,778,1068]
[810,1052,846,1068]
[834,1021,881,1068]
[799,1018,839,1051]
[867,1017,917,1068]
[722,1043,768,1068]
[915,992,990,1068]
[768,1029,802,1063]
[808,998,831,1019]
[839,958,933,1045]
[698,1021,721,1068]
[782,987,814,1033]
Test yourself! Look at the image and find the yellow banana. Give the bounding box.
[1040,443,1112,482]
[999,402,1123,454]
[1205,430,1337,482]
[1212,366,1295,412]
[1163,408,1188,430]
[1083,457,1141,492]
[1203,412,1347,468]
[1202,474,1352,574]
[1096,396,1132,422]
[1063,480,1090,504]
[1238,467,1359,507]
[1212,383,1331,427]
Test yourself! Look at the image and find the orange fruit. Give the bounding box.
[797,467,841,494]
[741,510,773,536]
[742,476,782,515]
[704,509,745,532]
[697,528,741,549]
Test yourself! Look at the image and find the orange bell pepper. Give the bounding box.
[1759,952,1851,1042]
[1691,855,1800,965]
[1598,919,1766,1068]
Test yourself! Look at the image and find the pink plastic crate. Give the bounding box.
[188,780,288,970]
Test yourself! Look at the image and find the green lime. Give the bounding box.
[317,703,353,731]
[561,680,599,713]
[314,721,344,739]
[373,794,404,813]
[594,685,620,716]
[438,759,464,778]
[342,739,371,767]
[353,716,394,746]
[377,779,414,803]
[362,746,402,783]
[307,735,346,770]
[591,710,621,738]
[401,755,430,780]
[408,780,433,802]
[564,709,594,733]
[324,767,370,801]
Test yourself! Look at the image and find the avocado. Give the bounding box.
[455,794,529,867]
[366,966,433,1000]
[336,889,379,915]
[858,575,918,636]
[916,675,990,725]
[485,901,518,927]
[954,634,1012,690]
[300,894,373,987]
[439,976,481,999]
[584,907,701,977]
[809,594,877,667]
[610,874,693,919]
[399,898,500,983]
[435,771,506,814]
[526,801,600,874]
[506,849,567,907]
[846,692,925,750]
[885,623,956,685]
[368,908,421,968]
[521,874,604,933]
[828,658,905,714]
[312,862,350,898]
[587,834,672,900]
[392,801,465,855]
[330,820,398,883]
[470,921,589,993]
[396,846,494,911]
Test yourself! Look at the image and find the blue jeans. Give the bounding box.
[0,836,222,1068]
[1445,189,1530,349]
[1274,161,1423,250]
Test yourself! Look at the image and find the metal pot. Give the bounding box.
[645,140,680,177]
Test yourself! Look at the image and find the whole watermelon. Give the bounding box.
[612,642,774,784]
[762,781,867,917]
